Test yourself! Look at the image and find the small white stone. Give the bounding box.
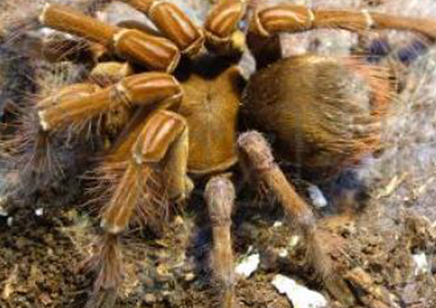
[413,253,429,275]
[273,221,283,228]
[288,236,300,249]
[7,217,13,227]
[278,248,288,258]
[184,273,195,282]
[272,274,328,308]
[235,253,260,278]
[308,185,328,209]
[35,208,44,216]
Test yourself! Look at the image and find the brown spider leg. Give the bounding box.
[238,131,356,306]
[204,0,248,55]
[249,5,436,46]
[89,62,134,86]
[90,110,189,303]
[131,110,192,202]
[118,0,204,56]
[101,110,191,233]
[247,4,436,67]
[204,175,236,308]
[39,3,180,71]
[37,72,182,132]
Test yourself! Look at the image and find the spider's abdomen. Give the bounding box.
[178,66,242,175]
[243,54,392,177]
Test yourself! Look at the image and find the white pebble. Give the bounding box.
[235,253,260,278]
[307,185,328,209]
[272,274,328,308]
[35,208,44,217]
[413,253,429,275]
[273,221,283,228]
[288,236,300,249]
[7,217,13,227]
[278,248,288,258]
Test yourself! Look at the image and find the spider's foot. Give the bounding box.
[305,227,356,307]
[81,234,123,308]
[324,274,356,307]
[212,286,239,308]
[85,288,117,308]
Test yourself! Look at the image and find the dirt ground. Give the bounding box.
[1,180,436,308]
[1,0,436,308]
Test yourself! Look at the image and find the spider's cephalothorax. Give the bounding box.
[4,0,436,307]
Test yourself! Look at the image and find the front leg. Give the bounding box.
[38,72,182,132]
[204,0,248,55]
[119,0,205,56]
[247,4,436,67]
[205,175,237,308]
[238,131,356,306]
[39,3,180,71]
[248,4,436,40]
[87,110,191,307]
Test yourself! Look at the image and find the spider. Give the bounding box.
[2,0,436,307]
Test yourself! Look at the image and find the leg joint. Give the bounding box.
[205,175,235,227]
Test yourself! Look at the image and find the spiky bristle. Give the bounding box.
[84,233,123,293]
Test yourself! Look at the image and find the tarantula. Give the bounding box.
[2,0,436,307]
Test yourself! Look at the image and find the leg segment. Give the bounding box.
[248,4,436,40]
[204,175,236,308]
[247,4,436,68]
[204,0,247,55]
[39,3,180,71]
[101,109,191,234]
[119,0,204,56]
[38,72,182,132]
[131,110,192,201]
[89,110,191,306]
[238,131,355,306]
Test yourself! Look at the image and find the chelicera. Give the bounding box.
[4,0,436,307]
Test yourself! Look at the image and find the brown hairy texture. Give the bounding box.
[88,62,136,141]
[0,0,112,45]
[243,54,392,177]
[238,131,316,230]
[85,114,170,232]
[305,228,355,306]
[238,131,356,305]
[0,61,85,197]
[87,233,123,292]
[4,0,432,306]
[344,57,393,119]
[86,159,167,233]
[99,161,160,234]
[205,176,236,308]
[178,65,241,175]
[120,0,205,55]
[0,111,63,197]
[249,3,436,42]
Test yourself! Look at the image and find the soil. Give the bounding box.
[1,179,435,308]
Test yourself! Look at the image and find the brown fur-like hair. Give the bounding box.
[0,61,85,199]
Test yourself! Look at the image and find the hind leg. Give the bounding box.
[238,131,356,306]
